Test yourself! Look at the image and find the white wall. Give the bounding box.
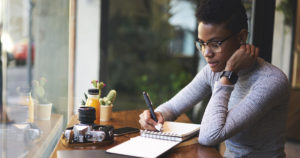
[74,0,100,113]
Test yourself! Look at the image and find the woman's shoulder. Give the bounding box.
[253,58,290,92]
[257,58,288,80]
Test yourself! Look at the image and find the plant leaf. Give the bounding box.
[84,93,88,100]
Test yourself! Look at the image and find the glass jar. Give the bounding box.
[21,92,35,123]
[85,89,100,124]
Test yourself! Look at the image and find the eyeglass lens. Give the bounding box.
[195,41,222,53]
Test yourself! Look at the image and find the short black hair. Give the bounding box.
[196,0,248,33]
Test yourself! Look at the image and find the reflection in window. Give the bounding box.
[1,0,68,157]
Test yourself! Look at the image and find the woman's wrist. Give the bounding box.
[225,64,239,74]
[220,76,234,85]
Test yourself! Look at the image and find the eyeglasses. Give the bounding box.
[195,33,236,53]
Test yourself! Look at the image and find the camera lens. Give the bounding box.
[78,106,96,124]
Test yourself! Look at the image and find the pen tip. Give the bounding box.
[155,124,163,131]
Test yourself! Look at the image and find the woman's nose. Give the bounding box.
[202,47,214,58]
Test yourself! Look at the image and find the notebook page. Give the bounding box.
[107,136,180,158]
[160,121,200,137]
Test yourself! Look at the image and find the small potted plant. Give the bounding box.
[99,90,117,121]
[32,77,52,120]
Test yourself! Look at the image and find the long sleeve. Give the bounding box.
[198,69,289,146]
[155,65,212,121]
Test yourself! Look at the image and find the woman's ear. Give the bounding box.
[238,29,248,44]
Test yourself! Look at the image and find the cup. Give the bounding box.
[100,105,113,121]
[37,103,52,120]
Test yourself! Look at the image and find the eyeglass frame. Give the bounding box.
[194,33,237,53]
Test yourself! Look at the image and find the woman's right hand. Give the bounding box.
[139,110,164,131]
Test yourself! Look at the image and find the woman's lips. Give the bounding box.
[208,62,218,68]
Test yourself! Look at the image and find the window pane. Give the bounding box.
[272,0,295,79]
[103,0,197,110]
[290,0,300,86]
[1,0,69,157]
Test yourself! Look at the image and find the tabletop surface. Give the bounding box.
[50,109,222,158]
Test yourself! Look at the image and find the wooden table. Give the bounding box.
[50,109,222,158]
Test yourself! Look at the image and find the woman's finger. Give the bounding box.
[139,110,158,130]
[156,112,164,124]
[140,119,156,131]
[250,45,256,57]
[255,47,260,58]
[245,44,250,55]
[144,110,157,125]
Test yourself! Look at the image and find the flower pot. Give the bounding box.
[37,103,52,120]
[100,104,113,121]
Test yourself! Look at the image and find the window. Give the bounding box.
[291,0,300,86]
[1,0,69,157]
[100,0,198,110]
[272,0,295,80]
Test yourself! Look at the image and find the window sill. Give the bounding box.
[26,114,63,158]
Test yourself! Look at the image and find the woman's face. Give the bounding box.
[197,22,241,72]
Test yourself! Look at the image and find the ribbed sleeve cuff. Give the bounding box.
[213,81,234,95]
[155,104,177,121]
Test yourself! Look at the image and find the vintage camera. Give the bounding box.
[63,107,114,143]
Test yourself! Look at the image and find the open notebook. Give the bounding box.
[107,121,200,158]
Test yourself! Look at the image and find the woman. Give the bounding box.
[139,0,290,157]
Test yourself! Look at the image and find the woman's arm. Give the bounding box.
[198,73,289,146]
[155,65,212,121]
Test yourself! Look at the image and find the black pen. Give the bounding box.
[143,91,158,122]
[143,92,162,131]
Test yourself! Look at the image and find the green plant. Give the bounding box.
[91,80,106,98]
[81,80,117,106]
[32,77,49,104]
[104,0,196,108]
[276,0,294,26]
[100,90,117,106]
[81,93,88,105]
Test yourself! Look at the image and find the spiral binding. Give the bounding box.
[140,130,183,142]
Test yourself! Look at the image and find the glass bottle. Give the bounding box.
[85,89,100,124]
[21,91,35,123]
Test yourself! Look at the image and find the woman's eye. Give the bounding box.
[210,43,219,48]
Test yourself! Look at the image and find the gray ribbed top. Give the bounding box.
[155,58,290,157]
